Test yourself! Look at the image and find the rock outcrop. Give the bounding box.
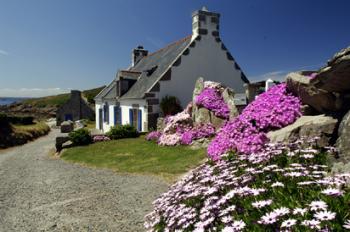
[336,110,350,163]
[284,46,350,172]
[267,115,338,147]
[222,88,239,119]
[286,46,350,114]
[286,72,343,112]
[191,77,236,128]
[313,46,350,93]
[60,121,74,133]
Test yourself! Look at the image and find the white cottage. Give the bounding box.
[95,7,250,132]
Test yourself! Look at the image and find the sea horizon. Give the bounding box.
[0,97,31,106]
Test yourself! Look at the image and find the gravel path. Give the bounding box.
[0,129,168,232]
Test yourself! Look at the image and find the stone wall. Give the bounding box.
[56,90,95,126]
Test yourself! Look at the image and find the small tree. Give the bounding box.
[160,95,182,116]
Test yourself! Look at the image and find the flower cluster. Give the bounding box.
[195,87,230,119]
[145,131,162,142]
[144,138,350,231]
[208,83,301,160]
[157,104,193,146]
[92,135,110,142]
[181,123,216,145]
[147,101,217,146]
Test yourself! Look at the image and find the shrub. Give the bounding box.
[145,131,162,141]
[208,83,301,160]
[106,125,139,140]
[0,113,9,127]
[68,128,92,145]
[160,95,183,116]
[8,116,34,125]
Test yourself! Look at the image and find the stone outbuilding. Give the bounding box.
[56,90,95,125]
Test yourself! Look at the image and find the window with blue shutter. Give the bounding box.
[103,102,109,124]
[129,109,133,126]
[138,110,142,131]
[114,106,122,125]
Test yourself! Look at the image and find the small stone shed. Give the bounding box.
[56,90,95,125]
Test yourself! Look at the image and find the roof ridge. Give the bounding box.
[147,35,192,57]
[120,70,142,73]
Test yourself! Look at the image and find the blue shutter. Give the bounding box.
[129,109,133,126]
[103,103,109,123]
[119,107,122,125]
[113,106,117,125]
[114,106,122,125]
[138,110,142,131]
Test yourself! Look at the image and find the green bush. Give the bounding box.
[68,128,92,146]
[160,95,182,116]
[7,116,34,125]
[0,113,9,127]
[106,125,139,140]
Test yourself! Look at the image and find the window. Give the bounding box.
[103,103,109,124]
[114,106,122,125]
[129,108,142,131]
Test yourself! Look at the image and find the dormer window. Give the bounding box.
[146,65,158,76]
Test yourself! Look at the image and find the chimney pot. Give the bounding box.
[132,46,148,67]
[192,8,220,39]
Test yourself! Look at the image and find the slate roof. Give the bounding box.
[94,79,117,100]
[121,35,192,99]
[95,35,192,101]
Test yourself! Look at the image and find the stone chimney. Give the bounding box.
[71,90,82,105]
[132,45,148,66]
[192,6,220,39]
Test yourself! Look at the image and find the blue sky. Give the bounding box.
[0,0,349,97]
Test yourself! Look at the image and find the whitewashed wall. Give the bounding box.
[158,35,246,108]
[119,99,147,132]
[95,99,117,132]
[95,101,102,130]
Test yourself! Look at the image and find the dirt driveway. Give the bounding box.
[0,129,167,231]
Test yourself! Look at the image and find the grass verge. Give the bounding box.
[61,136,206,182]
[0,122,50,149]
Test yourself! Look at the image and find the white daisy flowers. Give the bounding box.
[314,210,336,221]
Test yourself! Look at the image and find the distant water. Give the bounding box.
[0,97,28,106]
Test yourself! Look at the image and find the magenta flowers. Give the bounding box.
[180,123,216,145]
[145,131,162,142]
[195,87,230,119]
[208,83,302,160]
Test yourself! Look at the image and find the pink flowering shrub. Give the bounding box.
[92,135,110,143]
[145,131,162,142]
[181,123,216,145]
[195,87,230,119]
[208,83,301,160]
[157,104,193,146]
[145,138,350,231]
[158,133,182,146]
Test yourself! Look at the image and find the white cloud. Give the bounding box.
[0,87,71,98]
[0,49,9,56]
[251,63,324,82]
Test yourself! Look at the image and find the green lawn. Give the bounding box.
[61,136,207,182]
